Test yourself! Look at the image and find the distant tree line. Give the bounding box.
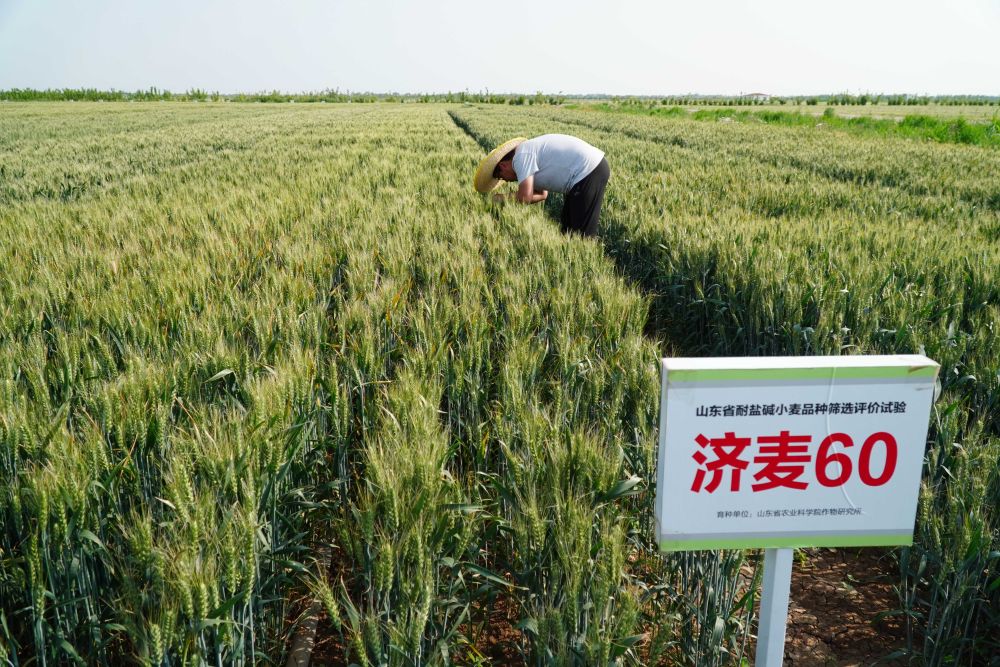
[0,87,215,101]
[643,94,1000,107]
[3,88,996,107]
[0,88,568,104]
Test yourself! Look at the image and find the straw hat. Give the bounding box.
[473,137,527,193]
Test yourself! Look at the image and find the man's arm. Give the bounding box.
[516,174,548,203]
[493,174,548,204]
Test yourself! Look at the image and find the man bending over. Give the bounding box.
[474,134,610,237]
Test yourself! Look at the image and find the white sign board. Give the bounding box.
[655,355,938,551]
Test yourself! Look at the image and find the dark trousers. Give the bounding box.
[560,157,610,237]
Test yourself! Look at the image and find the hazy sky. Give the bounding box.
[1,0,998,95]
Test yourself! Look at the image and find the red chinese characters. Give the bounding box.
[691,430,898,493]
[691,432,752,492]
[752,430,811,491]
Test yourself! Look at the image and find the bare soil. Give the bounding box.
[774,547,906,666]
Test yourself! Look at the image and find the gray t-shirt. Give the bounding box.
[513,134,605,193]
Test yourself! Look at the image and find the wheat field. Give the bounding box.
[1,101,997,665]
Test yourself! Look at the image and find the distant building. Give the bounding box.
[742,92,770,102]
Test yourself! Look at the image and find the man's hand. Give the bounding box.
[516,175,548,204]
[493,179,547,205]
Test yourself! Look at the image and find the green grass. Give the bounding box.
[577,102,1000,149]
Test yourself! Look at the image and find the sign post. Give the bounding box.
[654,355,938,666]
[756,548,793,666]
